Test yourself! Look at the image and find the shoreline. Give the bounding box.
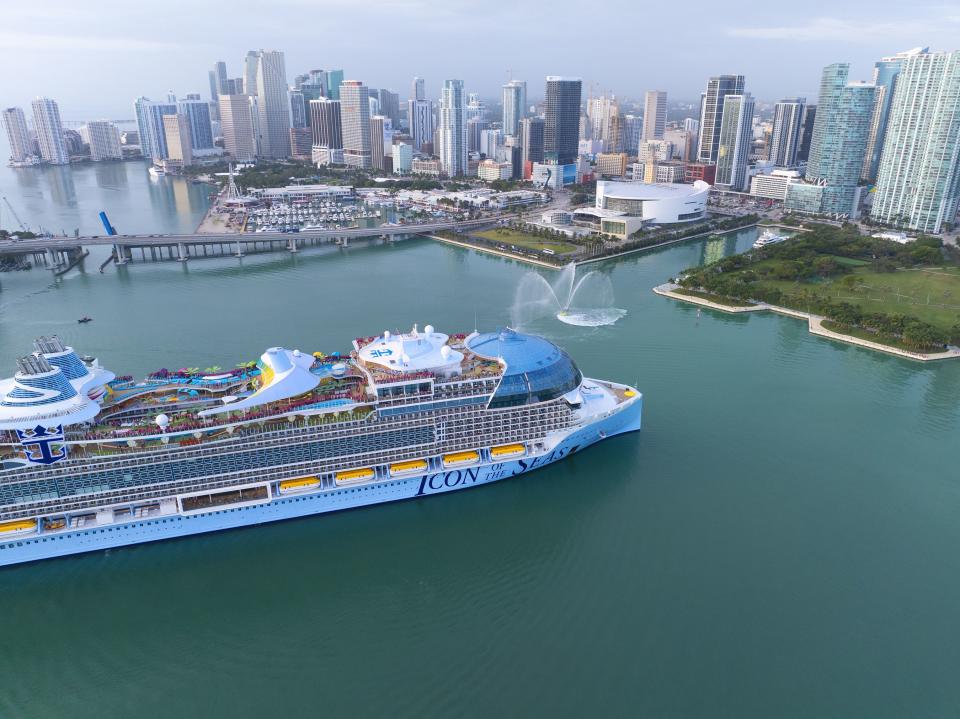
[652,282,960,362]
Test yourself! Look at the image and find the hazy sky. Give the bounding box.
[4,0,960,119]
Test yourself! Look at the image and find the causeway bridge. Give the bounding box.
[0,218,498,269]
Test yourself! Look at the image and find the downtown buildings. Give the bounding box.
[502,80,527,137]
[2,107,34,165]
[85,121,122,161]
[697,75,745,164]
[340,80,372,169]
[438,79,467,177]
[642,90,667,141]
[31,97,69,165]
[871,50,960,233]
[544,77,581,166]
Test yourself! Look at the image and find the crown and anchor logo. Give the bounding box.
[15,424,69,465]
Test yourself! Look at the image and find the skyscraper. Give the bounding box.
[211,61,228,98]
[2,107,33,164]
[502,80,527,137]
[871,50,960,233]
[715,93,755,191]
[243,51,259,97]
[796,105,817,162]
[438,79,467,177]
[861,47,926,182]
[218,94,258,161]
[377,89,400,127]
[642,90,667,141]
[177,95,214,150]
[85,121,122,161]
[31,97,69,165]
[289,90,308,129]
[520,116,544,177]
[697,75,745,163]
[787,64,876,217]
[412,77,425,101]
[769,98,806,168]
[326,70,344,101]
[408,98,434,150]
[544,76,581,165]
[340,80,372,169]
[251,50,291,158]
[163,113,194,167]
[134,97,177,159]
[309,98,343,165]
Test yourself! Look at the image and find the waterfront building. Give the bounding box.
[871,50,960,233]
[787,64,876,217]
[370,115,388,171]
[340,80,372,169]
[643,90,667,141]
[520,117,545,178]
[218,94,258,161]
[575,180,710,238]
[162,113,193,168]
[715,93,755,191]
[503,80,527,137]
[438,79,467,177]
[544,76,581,165]
[134,97,177,160]
[86,121,122,161]
[750,169,802,200]
[309,98,343,166]
[697,74,745,163]
[769,98,805,168]
[477,159,513,181]
[249,50,291,158]
[31,97,69,165]
[177,95,214,150]
[408,98,434,151]
[393,142,412,174]
[2,107,33,164]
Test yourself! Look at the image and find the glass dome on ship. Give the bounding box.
[0,323,641,567]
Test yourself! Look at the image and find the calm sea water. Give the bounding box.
[1,174,960,717]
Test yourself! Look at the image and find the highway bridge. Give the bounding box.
[0,218,499,268]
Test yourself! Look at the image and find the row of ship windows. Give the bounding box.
[0,480,416,549]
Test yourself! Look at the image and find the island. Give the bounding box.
[655,224,960,361]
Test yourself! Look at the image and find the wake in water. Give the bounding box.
[510,263,627,328]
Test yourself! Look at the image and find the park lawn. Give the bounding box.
[472,228,580,255]
[759,265,960,333]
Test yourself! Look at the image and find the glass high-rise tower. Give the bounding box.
[438,79,467,177]
[769,98,805,168]
[715,93,755,191]
[871,50,960,233]
[544,76,581,165]
[697,75,744,163]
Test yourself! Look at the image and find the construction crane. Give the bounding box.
[2,196,29,232]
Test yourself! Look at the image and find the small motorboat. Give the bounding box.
[78,316,93,324]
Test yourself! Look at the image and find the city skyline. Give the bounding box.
[5,1,960,118]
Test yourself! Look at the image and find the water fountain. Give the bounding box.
[511,263,627,328]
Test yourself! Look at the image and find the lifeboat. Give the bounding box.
[278,476,321,494]
[389,459,427,477]
[491,443,525,459]
[442,450,480,468]
[335,467,375,484]
[0,519,37,536]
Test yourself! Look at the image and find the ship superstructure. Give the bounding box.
[0,327,641,566]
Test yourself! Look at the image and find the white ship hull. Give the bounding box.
[0,395,641,567]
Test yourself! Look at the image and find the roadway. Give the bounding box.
[0,217,500,255]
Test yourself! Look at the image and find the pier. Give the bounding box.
[0,218,498,268]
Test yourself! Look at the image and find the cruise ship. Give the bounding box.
[0,328,642,567]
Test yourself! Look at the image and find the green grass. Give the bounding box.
[472,228,579,255]
[674,289,754,308]
[757,265,960,333]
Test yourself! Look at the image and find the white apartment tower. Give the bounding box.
[251,50,291,158]
[502,80,527,137]
[86,121,122,161]
[340,80,372,169]
[31,97,69,165]
[2,107,33,164]
[871,50,960,233]
[438,79,467,177]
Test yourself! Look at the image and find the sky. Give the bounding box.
[3,0,960,120]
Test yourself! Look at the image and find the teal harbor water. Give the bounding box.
[1,210,960,715]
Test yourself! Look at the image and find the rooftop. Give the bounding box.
[597,180,711,200]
